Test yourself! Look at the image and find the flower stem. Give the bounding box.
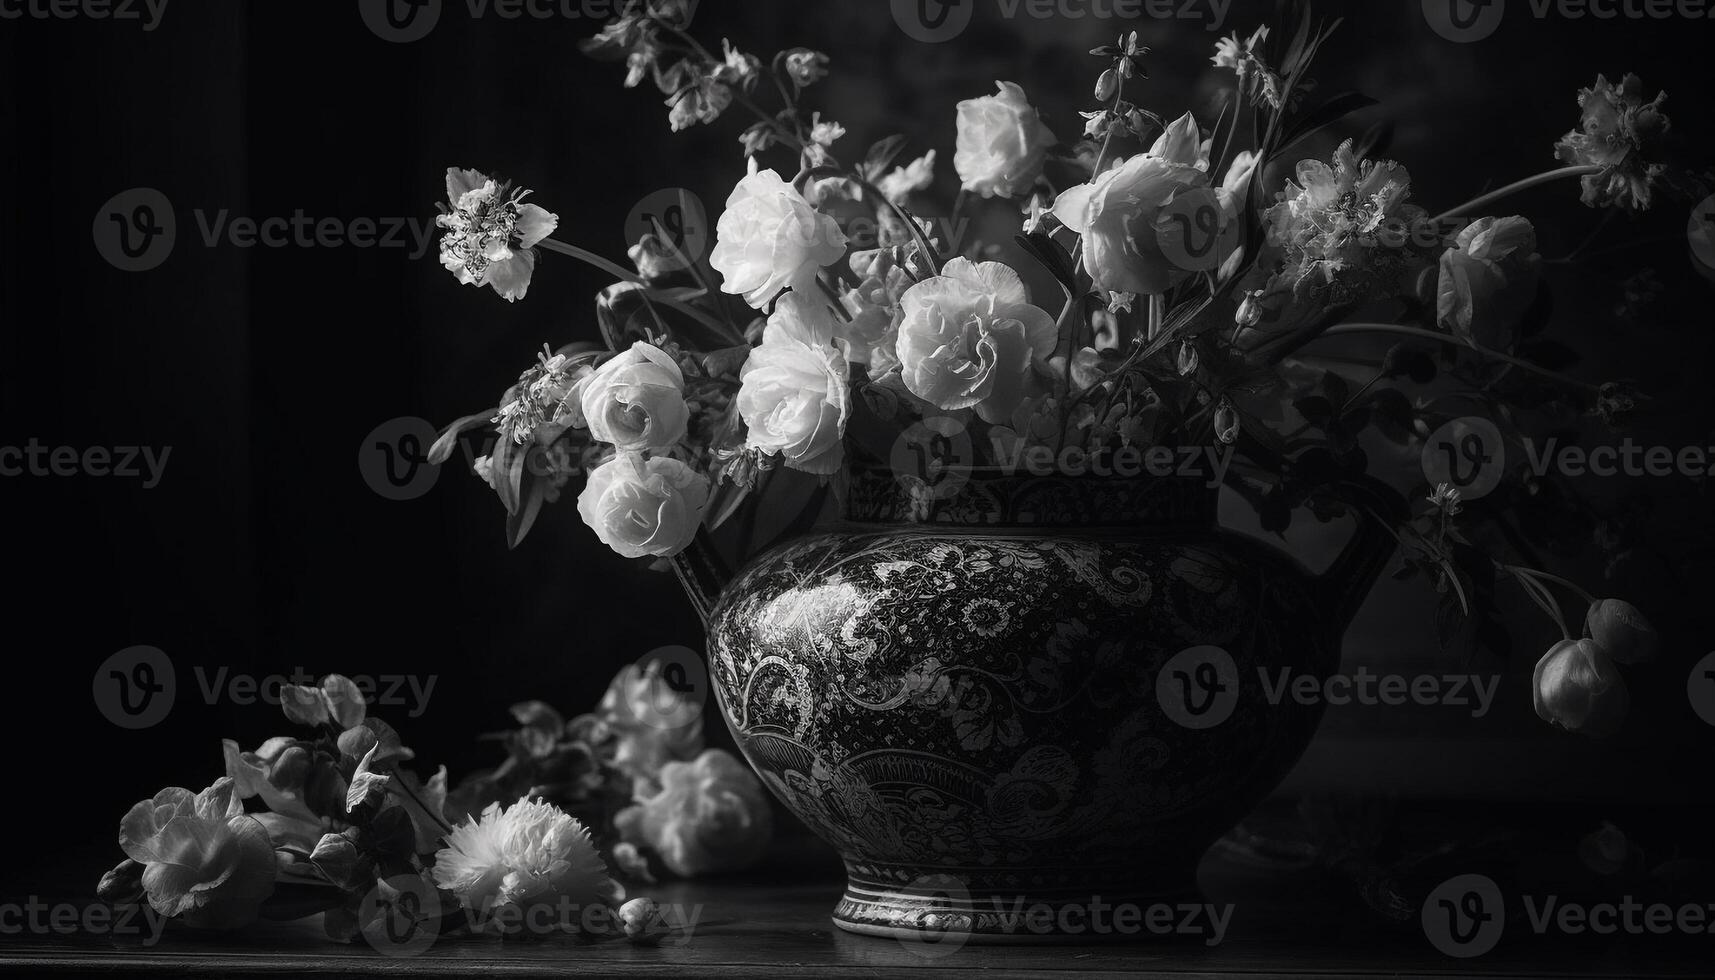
[1314,322,1601,393]
[1431,166,1600,226]
[538,238,643,285]
[1504,563,1598,606]
[389,773,455,837]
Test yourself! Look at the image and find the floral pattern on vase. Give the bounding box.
[704,473,1398,940]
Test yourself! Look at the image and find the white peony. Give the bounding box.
[894,258,1058,424]
[432,798,619,922]
[954,81,1057,199]
[711,165,847,309]
[736,293,851,475]
[577,454,710,559]
[579,342,690,453]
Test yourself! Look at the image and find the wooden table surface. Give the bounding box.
[3,835,1706,979]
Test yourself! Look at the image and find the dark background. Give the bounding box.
[3,0,1714,895]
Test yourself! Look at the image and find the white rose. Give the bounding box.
[1437,215,1540,350]
[1051,111,1213,297]
[954,81,1057,199]
[711,165,847,309]
[577,454,710,559]
[895,258,1058,424]
[579,342,690,453]
[736,293,851,475]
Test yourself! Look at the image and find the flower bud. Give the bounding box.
[1214,400,1240,445]
[617,897,674,945]
[1235,290,1264,327]
[1584,598,1657,664]
[1095,67,1119,103]
[1533,638,1628,737]
[96,859,146,906]
[1177,341,1199,377]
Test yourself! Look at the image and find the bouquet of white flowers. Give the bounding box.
[427,0,1695,735]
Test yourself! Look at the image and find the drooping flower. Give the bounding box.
[577,453,710,559]
[710,165,848,309]
[615,750,773,877]
[874,150,937,204]
[782,48,830,88]
[954,81,1057,199]
[895,258,1058,424]
[1554,73,1670,212]
[1436,216,1541,351]
[713,39,760,90]
[493,347,592,447]
[437,168,559,302]
[118,778,277,930]
[806,112,846,167]
[1051,112,1213,297]
[666,70,732,132]
[432,798,620,924]
[1584,598,1657,664]
[736,293,851,476]
[1533,638,1629,737]
[578,342,690,454]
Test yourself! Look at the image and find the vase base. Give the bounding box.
[832,870,1216,945]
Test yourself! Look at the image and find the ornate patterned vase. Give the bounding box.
[678,468,1399,942]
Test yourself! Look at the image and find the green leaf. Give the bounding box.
[1015,233,1079,299]
[427,412,495,466]
[861,134,909,182]
[1278,92,1379,154]
[506,470,547,549]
